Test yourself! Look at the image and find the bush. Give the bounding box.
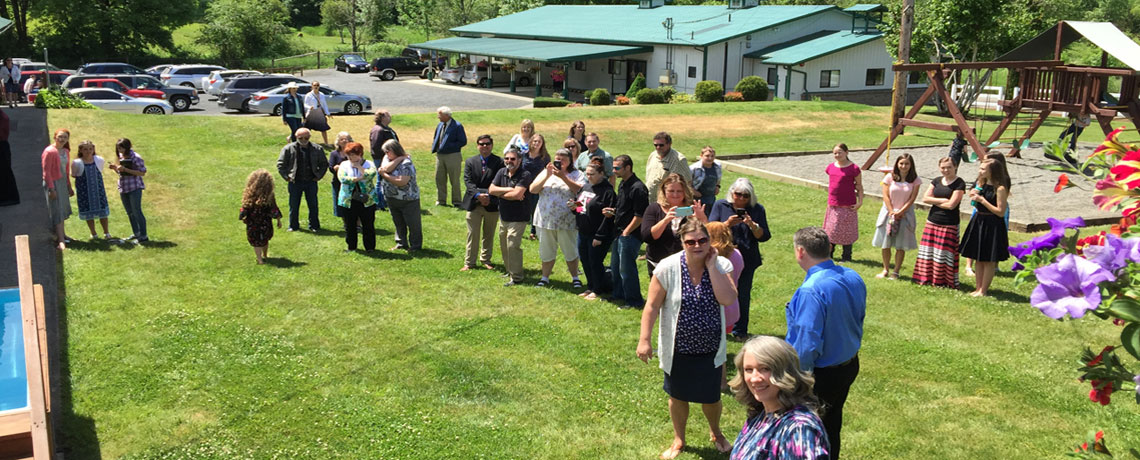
[735,76,770,101]
[724,91,745,102]
[627,73,646,99]
[634,88,666,104]
[616,95,630,105]
[658,85,677,101]
[669,92,696,104]
[533,97,573,108]
[589,88,612,106]
[33,88,96,109]
[584,89,595,101]
[694,80,724,102]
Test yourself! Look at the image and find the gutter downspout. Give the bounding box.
[722,42,728,91]
[788,65,808,101]
[702,46,708,82]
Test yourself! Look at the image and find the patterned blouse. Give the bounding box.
[381,157,419,201]
[337,159,378,207]
[730,406,830,460]
[674,253,722,354]
[532,169,584,230]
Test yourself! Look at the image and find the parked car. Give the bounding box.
[62,74,199,111]
[463,64,532,87]
[369,57,429,81]
[204,70,261,97]
[145,64,173,78]
[77,62,147,75]
[439,66,465,84]
[19,70,72,89]
[81,78,166,100]
[69,88,173,115]
[248,83,371,116]
[334,54,369,73]
[161,64,227,91]
[218,74,308,112]
[20,62,62,73]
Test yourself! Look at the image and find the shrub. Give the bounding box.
[589,88,612,106]
[584,89,595,101]
[669,92,696,104]
[627,73,646,99]
[533,97,573,108]
[694,80,724,102]
[634,88,666,104]
[724,91,745,102]
[735,76,770,101]
[658,85,677,101]
[616,95,630,105]
[33,88,95,109]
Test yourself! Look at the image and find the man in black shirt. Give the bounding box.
[489,147,534,286]
[461,134,505,271]
[604,154,650,308]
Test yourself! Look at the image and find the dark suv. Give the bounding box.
[76,62,147,75]
[369,57,429,81]
[62,73,199,111]
[219,74,308,112]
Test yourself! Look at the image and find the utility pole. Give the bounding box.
[890,0,914,130]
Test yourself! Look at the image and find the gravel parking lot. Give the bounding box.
[176,69,533,117]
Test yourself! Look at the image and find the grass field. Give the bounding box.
[48,102,1140,459]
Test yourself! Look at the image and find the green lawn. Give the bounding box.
[49,102,1139,459]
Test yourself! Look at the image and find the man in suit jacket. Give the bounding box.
[431,106,467,206]
[461,134,504,271]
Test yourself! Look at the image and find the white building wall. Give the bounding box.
[798,39,896,96]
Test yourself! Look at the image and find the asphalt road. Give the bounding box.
[175,68,533,117]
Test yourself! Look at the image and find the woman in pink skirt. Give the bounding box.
[823,143,862,261]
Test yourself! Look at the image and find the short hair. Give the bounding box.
[503,146,521,159]
[793,227,831,259]
[311,80,320,86]
[678,218,709,241]
[382,139,405,157]
[728,336,821,419]
[373,109,391,125]
[614,154,633,170]
[727,178,757,208]
[344,142,364,156]
[586,132,600,142]
[653,131,672,144]
[553,148,574,162]
[437,106,452,116]
[657,173,694,207]
[891,153,918,183]
[477,134,493,144]
[336,131,352,143]
[701,145,715,156]
[706,221,735,257]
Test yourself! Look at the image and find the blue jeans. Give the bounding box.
[610,234,643,307]
[288,180,320,230]
[286,117,303,142]
[331,182,342,218]
[120,189,146,239]
[578,233,612,294]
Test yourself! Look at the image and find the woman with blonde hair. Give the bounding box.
[706,221,743,391]
[727,335,830,460]
[506,119,534,155]
[641,173,707,276]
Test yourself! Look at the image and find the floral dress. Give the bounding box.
[730,406,830,460]
[73,157,109,221]
[240,203,282,247]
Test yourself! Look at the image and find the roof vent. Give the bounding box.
[639,0,665,9]
[728,0,759,9]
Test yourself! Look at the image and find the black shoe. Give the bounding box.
[572,279,583,289]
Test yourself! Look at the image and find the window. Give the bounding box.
[574,61,586,71]
[865,68,885,86]
[688,66,697,78]
[608,60,623,75]
[820,70,840,88]
[766,68,778,86]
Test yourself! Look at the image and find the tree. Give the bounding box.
[30,0,198,66]
[0,0,33,55]
[198,0,293,65]
[321,0,353,42]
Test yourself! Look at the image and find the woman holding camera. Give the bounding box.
[529,146,585,287]
[708,177,770,339]
[642,173,706,277]
[572,161,617,300]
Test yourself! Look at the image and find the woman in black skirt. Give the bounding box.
[637,219,738,459]
[959,157,1010,297]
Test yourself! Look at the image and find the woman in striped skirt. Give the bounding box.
[913,157,965,288]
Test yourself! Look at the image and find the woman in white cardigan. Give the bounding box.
[638,218,738,459]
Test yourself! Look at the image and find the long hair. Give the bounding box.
[530,134,550,163]
[728,335,823,419]
[657,173,694,207]
[983,153,1012,190]
[242,169,276,208]
[53,128,71,150]
[76,140,96,161]
[891,153,917,183]
[706,221,736,257]
[115,138,132,157]
[568,120,585,139]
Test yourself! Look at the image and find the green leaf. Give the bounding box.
[1108,297,1140,322]
[1121,322,1140,361]
[1042,163,1082,174]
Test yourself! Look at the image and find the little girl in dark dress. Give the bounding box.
[239,169,282,264]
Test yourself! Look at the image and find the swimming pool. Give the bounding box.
[0,288,28,412]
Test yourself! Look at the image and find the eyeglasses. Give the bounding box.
[477,142,492,146]
[682,237,709,247]
[653,143,666,147]
[504,157,518,162]
[733,192,751,198]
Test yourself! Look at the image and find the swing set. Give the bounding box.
[864,21,1140,170]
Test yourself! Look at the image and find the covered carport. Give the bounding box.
[410,36,651,98]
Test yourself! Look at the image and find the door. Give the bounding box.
[609,60,627,94]
[626,60,647,91]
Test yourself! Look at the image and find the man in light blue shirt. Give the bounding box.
[785,226,866,460]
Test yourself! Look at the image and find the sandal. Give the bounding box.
[572,279,583,289]
[875,270,889,279]
[536,279,550,287]
[889,271,900,280]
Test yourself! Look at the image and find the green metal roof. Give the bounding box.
[844,4,888,13]
[410,37,653,62]
[744,30,883,65]
[0,17,12,35]
[450,5,841,47]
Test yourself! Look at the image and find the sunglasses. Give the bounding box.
[733,192,751,198]
[653,143,667,147]
[682,237,709,247]
[504,157,518,161]
[478,142,492,146]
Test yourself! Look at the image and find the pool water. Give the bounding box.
[0,288,28,411]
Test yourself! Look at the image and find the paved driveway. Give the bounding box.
[175,69,533,117]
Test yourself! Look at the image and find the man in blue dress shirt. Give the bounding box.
[786,226,866,460]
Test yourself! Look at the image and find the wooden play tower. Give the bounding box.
[864,21,1140,170]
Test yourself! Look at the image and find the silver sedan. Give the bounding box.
[69,88,173,115]
[247,84,372,116]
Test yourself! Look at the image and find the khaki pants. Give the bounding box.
[435,152,462,205]
[499,221,528,282]
[465,206,499,267]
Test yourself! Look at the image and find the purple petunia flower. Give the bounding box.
[1083,234,1132,273]
[1009,217,1086,260]
[1135,374,1140,398]
[1030,254,1117,319]
[1125,237,1140,264]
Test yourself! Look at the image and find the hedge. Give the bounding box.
[735,76,770,101]
[590,88,612,106]
[634,88,666,104]
[33,87,95,109]
[694,80,724,103]
[533,97,573,108]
